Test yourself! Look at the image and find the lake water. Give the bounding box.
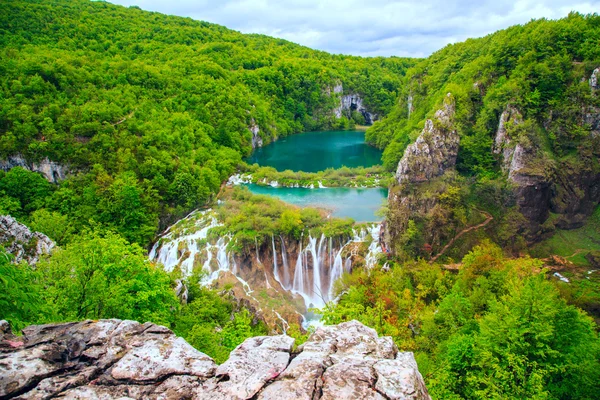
[247,184,388,222]
[243,130,386,221]
[245,130,382,172]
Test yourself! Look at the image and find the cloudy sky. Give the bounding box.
[107,0,599,57]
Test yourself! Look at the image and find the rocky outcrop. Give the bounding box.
[249,118,263,149]
[494,101,600,235]
[0,156,66,184]
[0,215,54,265]
[493,105,552,227]
[395,93,459,185]
[493,105,523,169]
[0,319,431,400]
[586,67,600,135]
[330,83,377,124]
[590,67,599,92]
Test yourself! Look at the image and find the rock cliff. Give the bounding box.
[492,69,600,235]
[330,83,378,124]
[395,93,459,185]
[0,215,54,265]
[0,319,431,400]
[0,156,67,184]
[492,105,554,232]
[249,118,263,149]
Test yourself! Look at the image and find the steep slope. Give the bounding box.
[368,13,600,259]
[0,0,413,245]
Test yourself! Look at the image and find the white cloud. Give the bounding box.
[107,0,600,57]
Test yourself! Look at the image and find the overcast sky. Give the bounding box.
[107,0,599,58]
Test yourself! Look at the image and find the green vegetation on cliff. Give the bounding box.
[368,13,600,262]
[368,12,600,173]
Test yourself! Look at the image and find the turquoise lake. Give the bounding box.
[243,130,387,221]
[245,130,382,172]
[247,184,387,222]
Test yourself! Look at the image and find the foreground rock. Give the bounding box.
[0,215,54,265]
[0,319,430,400]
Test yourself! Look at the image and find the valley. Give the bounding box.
[150,128,388,329]
[1,1,600,399]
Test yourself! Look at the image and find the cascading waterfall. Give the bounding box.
[271,234,281,286]
[150,209,383,313]
[149,211,221,278]
[280,236,291,290]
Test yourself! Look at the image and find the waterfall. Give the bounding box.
[255,237,261,264]
[280,236,291,290]
[328,245,347,300]
[149,211,221,277]
[292,238,305,293]
[364,224,382,269]
[271,235,282,287]
[150,209,383,314]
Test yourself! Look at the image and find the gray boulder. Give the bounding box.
[0,319,431,400]
[0,215,54,265]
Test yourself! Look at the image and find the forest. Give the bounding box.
[1,1,600,399]
[0,0,413,245]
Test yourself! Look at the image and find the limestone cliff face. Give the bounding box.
[493,105,522,167]
[249,118,263,149]
[0,155,67,184]
[590,67,599,91]
[0,215,54,264]
[492,69,600,235]
[492,105,554,232]
[386,94,462,256]
[395,93,459,185]
[0,319,431,400]
[586,67,600,135]
[330,82,378,124]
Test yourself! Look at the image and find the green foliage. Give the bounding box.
[323,241,600,398]
[243,164,391,188]
[0,168,52,218]
[28,209,74,245]
[213,186,355,250]
[0,249,46,331]
[369,13,600,176]
[38,230,179,325]
[0,0,412,245]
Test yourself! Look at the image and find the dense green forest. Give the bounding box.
[1,2,600,399]
[0,0,412,245]
[325,241,600,399]
[364,13,600,263]
[367,12,600,173]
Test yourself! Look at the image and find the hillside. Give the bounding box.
[0,0,413,244]
[367,13,600,260]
